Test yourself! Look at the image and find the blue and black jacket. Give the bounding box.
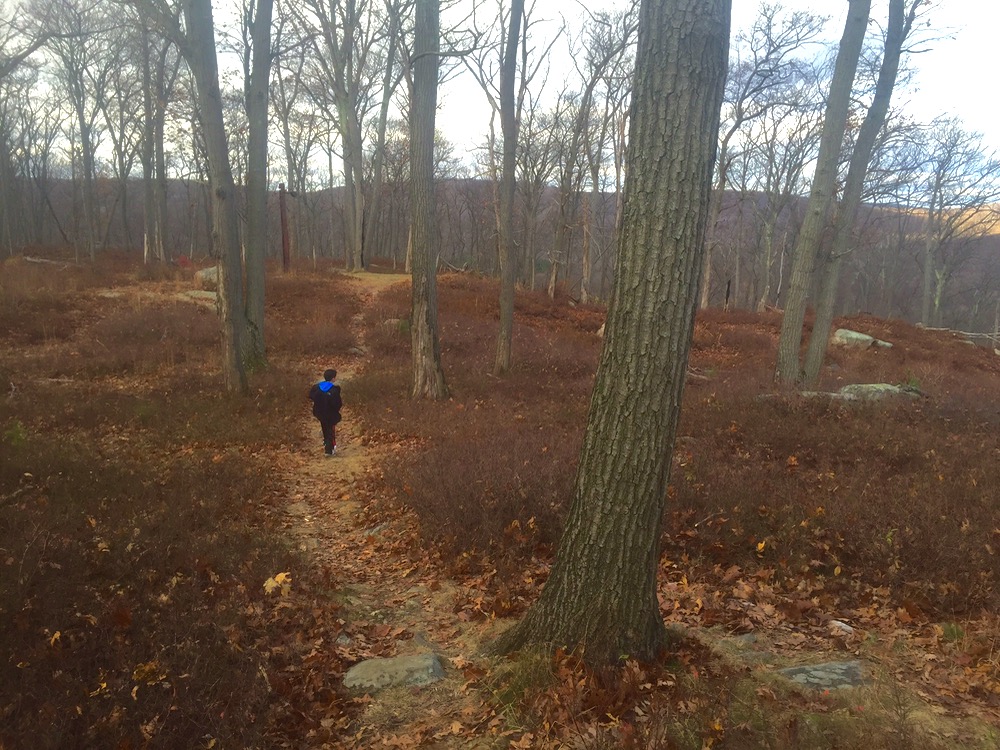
[309,380,342,423]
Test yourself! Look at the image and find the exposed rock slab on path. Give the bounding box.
[777,660,866,691]
[343,653,446,693]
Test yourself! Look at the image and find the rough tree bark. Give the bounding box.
[183,0,249,393]
[774,0,870,385]
[493,0,524,375]
[409,0,448,400]
[490,0,730,665]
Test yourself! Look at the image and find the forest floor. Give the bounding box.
[277,272,1000,749]
[2,256,1000,749]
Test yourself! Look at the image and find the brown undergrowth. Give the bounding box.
[0,257,362,748]
[5,253,1000,747]
[350,273,1000,744]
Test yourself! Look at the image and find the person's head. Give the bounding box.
[323,369,337,382]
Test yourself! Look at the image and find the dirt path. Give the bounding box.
[278,272,494,748]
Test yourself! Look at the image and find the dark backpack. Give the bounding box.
[310,381,342,423]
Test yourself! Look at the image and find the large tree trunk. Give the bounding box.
[493,0,524,375]
[243,0,274,370]
[184,0,248,394]
[774,0,870,385]
[802,0,915,386]
[490,0,730,665]
[409,0,448,400]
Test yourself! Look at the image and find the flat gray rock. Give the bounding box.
[831,328,892,349]
[343,652,445,693]
[777,660,865,690]
[837,383,921,400]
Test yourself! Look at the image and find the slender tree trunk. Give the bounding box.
[341,111,366,271]
[921,206,938,325]
[758,217,775,311]
[75,103,98,262]
[774,0,870,385]
[141,18,156,264]
[546,258,558,299]
[243,0,274,370]
[581,194,592,304]
[494,0,524,374]
[410,0,448,400]
[801,0,916,386]
[363,4,401,267]
[699,150,729,309]
[491,0,730,664]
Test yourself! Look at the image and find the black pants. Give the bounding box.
[319,420,337,453]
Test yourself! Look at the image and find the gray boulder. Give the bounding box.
[194,266,219,290]
[830,328,892,349]
[777,660,866,691]
[343,652,445,693]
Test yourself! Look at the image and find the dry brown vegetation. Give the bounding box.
[2,254,1000,748]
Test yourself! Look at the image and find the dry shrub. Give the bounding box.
[354,274,601,581]
[73,300,220,376]
[0,258,105,345]
[385,408,580,575]
[266,273,361,356]
[0,255,369,749]
[0,418,291,748]
[669,388,1000,612]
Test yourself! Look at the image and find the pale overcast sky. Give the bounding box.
[437,0,999,161]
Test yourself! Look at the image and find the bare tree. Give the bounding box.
[95,19,142,249]
[139,0,249,393]
[409,0,447,399]
[774,0,870,385]
[699,3,824,309]
[463,1,561,372]
[292,0,396,271]
[546,6,637,300]
[916,119,1000,326]
[495,0,524,374]
[739,74,824,311]
[38,0,120,260]
[137,14,179,263]
[240,0,275,368]
[491,0,730,665]
[514,96,561,289]
[800,0,922,386]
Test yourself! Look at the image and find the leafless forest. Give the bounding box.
[1,1,999,332]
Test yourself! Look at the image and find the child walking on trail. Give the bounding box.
[309,369,342,456]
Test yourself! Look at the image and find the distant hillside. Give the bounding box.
[4,175,999,333]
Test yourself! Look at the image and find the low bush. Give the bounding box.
[73,300,220,376]
[266,273,361,356]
